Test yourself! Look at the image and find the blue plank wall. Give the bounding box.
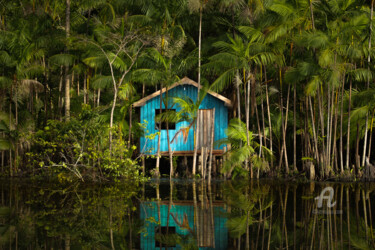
[140,84,229,155]
[140,201,228,249]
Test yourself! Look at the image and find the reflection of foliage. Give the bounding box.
[0,181,141,249]
[223,181,273,238]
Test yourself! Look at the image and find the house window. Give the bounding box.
[155,109,176,130]
[155,226,176,247]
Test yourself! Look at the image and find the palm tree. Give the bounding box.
[206,32,274,177]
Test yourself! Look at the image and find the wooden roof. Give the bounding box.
[132,77,232,107]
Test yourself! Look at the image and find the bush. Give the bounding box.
[26,105,143,182]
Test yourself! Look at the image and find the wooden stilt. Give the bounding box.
[208,108,215,183]
[213,156,217,176]
[223,146,227,179]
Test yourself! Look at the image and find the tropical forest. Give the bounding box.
[1,0,375,249]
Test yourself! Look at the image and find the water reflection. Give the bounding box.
[0,179,374,249]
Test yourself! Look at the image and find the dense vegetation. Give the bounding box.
[0,0,375,180]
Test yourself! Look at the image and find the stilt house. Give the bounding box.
[133,77,232,156]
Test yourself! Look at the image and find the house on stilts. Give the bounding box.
[133,77,232,160]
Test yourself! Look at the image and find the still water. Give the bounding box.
[0,179,374,249]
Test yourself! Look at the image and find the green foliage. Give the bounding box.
[218,118,271,178]
[26,105,143,182]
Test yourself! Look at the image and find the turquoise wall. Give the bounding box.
[139,84,228,155]
[140,201,228,249]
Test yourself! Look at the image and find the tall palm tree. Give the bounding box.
[206,32,274,177]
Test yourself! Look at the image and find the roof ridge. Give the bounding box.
[132,77,232,107]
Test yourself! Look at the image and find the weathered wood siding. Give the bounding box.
[140,84,228,155]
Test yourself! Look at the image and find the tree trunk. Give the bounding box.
[128,105,132,149]
[340,74,345,173]
[83,71,87,104]
[309,96,319,164]
[367,111,374,159]
[208,108,215,183]
[64,0,70,119]
[332,89,340,170]
[260,67,267,149]
[265,66,273,170]
[245,72,250,173]
[97,88,100,107]
[293,84,297,172]
[155,83,162,177]
[362,0,374,167]
[355,122,360,172]
[109,88,118,153]
[9,85,12,177]
[165,86,173,179]
[192,7,203,177]
[346,73,352,169]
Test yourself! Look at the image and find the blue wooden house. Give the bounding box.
[140,200,228,249]
[133,77,232,156]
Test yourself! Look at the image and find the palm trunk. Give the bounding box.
[260,67,267,148]
[332,89,339,170]
[64,0,70,119]
[14,77,18,175]
[9,88,12,177]
[362,0,374,167]
[166,87,173,179]
[245,72,251,173]
[346,73,352,170]
[109,88,118,153]
[77,74,79,96]
[208,108,215,183]
[340,74,345,172]
[83,71,87,104]
[309,0,315,30]
[317,85,326,172]
[58,66,63,119]
[265,66,273,170]
[309,96,319,163]
[128,105,132,149]
[255,94,262,178]
[367,111,374,158]
[97,88,100,107]
[192,6,203,177]
[355,122,360,172]
[293,84,297,171]
[155,84,162,177]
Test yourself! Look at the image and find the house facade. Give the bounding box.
[133,77,232,156]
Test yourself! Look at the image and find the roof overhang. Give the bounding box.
[132,77,232,107]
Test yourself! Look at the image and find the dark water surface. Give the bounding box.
[0,179,374,249]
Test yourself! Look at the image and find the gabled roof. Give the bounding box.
[132,77,232,107]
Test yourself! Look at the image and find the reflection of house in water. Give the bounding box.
[140,200,228,249]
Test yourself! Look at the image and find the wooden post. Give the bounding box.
[199,149,203,177]
[208,108,215,183]
[213,155,217,176]
[202,147,207,179]
[184,156,188,177]
[223,146,227,179]
[193,111,201,176]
